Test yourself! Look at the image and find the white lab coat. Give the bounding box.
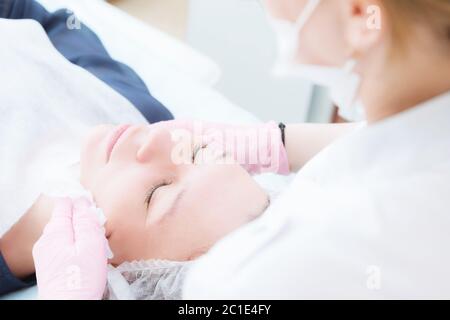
[183,92,450,299]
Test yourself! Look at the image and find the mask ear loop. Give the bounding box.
[267,0,322,75]
[345,58,360,94]
[347,59,366,119]
[262,0,321,29]
[290,0,322,63]
[332,58,365,120]
[293,0,322,32]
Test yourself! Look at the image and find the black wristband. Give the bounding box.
[279,122,286,147]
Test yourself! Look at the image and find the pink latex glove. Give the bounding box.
[152,120,290,175]
[32,198,108,300]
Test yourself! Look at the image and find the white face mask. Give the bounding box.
[266,0,365,121]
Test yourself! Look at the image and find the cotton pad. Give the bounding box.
[41,164,114,260]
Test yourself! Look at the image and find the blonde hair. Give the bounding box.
[380,0,450,53]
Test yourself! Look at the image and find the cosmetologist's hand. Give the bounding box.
[32,198,108,300]
[151,120,290,175]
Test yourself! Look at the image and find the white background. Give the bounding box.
[187,0,316,122]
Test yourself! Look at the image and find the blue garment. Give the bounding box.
[0,0,174,296]
[0,251,36,296]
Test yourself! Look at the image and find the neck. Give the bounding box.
[1,196,55,278]
[360,42,450,123]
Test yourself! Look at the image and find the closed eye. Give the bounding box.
[145,180,171,209]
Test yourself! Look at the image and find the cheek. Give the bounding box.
[145,213,209,261]
[91,169,150,263]
[297,4,350,66]
[80,125,113,187]
[108,221,149,264]
[92,169,144,225]
[87,163,147,235]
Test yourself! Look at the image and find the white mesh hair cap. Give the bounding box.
[104,260,193,300]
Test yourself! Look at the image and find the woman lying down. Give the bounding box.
[0,16,286,299]
[2,124,272,300]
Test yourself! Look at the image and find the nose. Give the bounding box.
[136,127,174,164]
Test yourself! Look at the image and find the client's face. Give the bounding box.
[80,124,268,265]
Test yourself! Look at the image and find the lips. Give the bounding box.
[106,124,131,162]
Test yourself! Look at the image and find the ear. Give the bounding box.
[345,0,385,56]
